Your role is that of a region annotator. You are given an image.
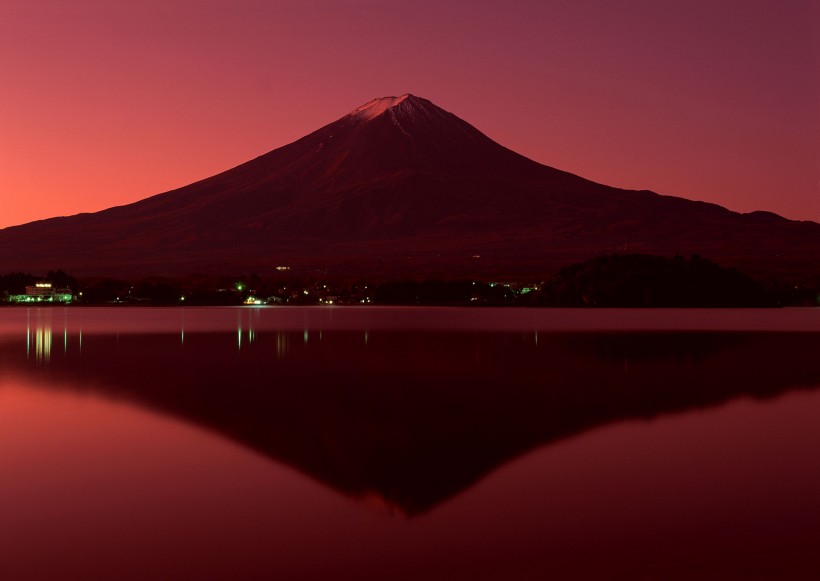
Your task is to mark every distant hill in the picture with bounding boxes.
[535,254,774,307]
[1,94,819,282]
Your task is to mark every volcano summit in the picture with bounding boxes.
[1,94,818,281]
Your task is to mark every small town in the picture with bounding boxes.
[2,254,818,308]
[0,271,539,307]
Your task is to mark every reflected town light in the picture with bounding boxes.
[25,310,53,365]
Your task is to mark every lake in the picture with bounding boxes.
[1,307,819,580]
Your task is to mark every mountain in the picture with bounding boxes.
[1,94,819,281]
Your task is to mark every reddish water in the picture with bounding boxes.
[1,307,819,580]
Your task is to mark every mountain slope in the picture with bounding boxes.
[1,94,818,281]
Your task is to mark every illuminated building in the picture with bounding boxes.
[7,282,74,304]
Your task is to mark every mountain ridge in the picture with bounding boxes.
[1,94,818,282]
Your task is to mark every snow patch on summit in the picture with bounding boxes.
[348,94,412,120]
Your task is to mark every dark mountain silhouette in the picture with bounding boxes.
[6,329,820,515]
[1,94,819,281]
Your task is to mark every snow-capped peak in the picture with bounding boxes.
[348,94,413,120]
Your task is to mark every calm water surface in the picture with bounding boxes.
[1,307,819,580]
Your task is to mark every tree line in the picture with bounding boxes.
[2,255,818,307]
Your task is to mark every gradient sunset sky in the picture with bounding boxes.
[2,0,818,229]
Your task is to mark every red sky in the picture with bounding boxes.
[2,0,818,229]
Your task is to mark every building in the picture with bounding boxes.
[7,282,74,304]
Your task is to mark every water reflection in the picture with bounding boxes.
[236,307,265,351]
[22,308,85,365]
[26,310,54,364]
[4,325,820,515]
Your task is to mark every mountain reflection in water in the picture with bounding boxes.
[5,311,820,516]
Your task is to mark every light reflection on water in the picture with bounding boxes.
[26,309,54,365]
[1,307,820,580]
